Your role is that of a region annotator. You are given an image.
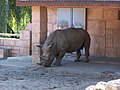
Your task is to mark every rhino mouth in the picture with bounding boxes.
[40,56,51,67]
[40,56,54,67]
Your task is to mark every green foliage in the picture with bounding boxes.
[0,0,32,34]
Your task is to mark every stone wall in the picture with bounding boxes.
[0,23,32,56]
[87,8,120,57]
[47,8,120,57]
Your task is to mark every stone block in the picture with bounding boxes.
[87,8,103,20]
[48,8,57,24]
[87,20,105,36]
[118,49,120,56]
[90,36,103,56]
[106,29,113,39]
[20,40,30,48]
[0,48,11,59]
[114,29,120,48]
[0,39,4,46]
[20,47,30,56]
[20,30,31,40]
[32,44,40,55]
[32,22,41,33]
[32,54,40,64]
[32,33,40,44]
[94,36,105,56]
[105,48,116,57]
[104,9,118,20]
[4,38,15,46]
[106,38,113,48]
[106,20,119,30]
[47,24,53,36]
[25,23,32,31]
[10,47,20,54]
[32,6,40,22]
[14,40,21,47]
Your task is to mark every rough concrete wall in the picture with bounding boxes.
[87,8,120,57]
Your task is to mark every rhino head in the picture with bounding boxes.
[37,44,54,67]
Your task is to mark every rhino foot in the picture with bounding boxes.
[74,60,81,62]
[54,63,62,66]
[84,59,89,62]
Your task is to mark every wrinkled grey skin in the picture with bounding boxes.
[37,28,91,67]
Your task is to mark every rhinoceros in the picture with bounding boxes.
[37,28,91,67]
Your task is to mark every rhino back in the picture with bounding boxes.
[62,28,87,52]
[44,28,89,53]
[55,28,88,52]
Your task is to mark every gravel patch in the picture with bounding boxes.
[0,64,119,90]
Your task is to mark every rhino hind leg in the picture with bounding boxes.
[84,43,90,62]
[74,49,81,62]
[54,51,66,66]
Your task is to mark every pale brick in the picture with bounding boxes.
[94,36,105,56]
[32,6,40,22]
[105,48,117,57]
[48,8,57,24]
[87,8,103,20]
[47,24,53,36]
[20,30,31,40]
[87,20,105,36]
[32,44,40,55]
[4,38,15,46]
[20,40,30,48]
[32,33,40,44]
[32,54,40,64]
[32,22,41,33]
[104,9,118,20]
[106,29,113,39]
[114,29,120,48]
[106,38,113,48]
[25,23,32,31]
[10,47,20,54]
[0,48,10,59]
[106,20,119,29]
[14,40,21,47]
[20,47,30,56]
[0,39,4,46]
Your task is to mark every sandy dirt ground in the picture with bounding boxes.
[0,62,120,90]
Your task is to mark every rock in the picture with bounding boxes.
[85,85,95,90]
[105,79,120,90]
[86,79,120,90]
[95,81,107,90]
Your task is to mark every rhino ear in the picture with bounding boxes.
[48,43,54,48]
[36,44,43,48]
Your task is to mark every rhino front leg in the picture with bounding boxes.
[54,51,66,66]
[74,49,81,62]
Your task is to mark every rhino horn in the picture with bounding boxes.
[48,43,54,48]
[36,44,43,48]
